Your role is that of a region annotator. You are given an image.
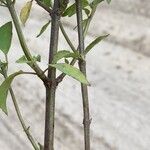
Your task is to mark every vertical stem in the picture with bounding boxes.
[75,0,91,150]
[44,0,61,150]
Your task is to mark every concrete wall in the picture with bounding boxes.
[0,1,150,150]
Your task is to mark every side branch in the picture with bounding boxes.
[6,0,48,82]
[9,88,40,150]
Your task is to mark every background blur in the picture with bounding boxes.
[0,0,150,150]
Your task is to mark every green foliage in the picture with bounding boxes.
[62,0,111,17]
[37,20,51,37]
[0,71,23,114]
[83,8,91,17]
[20,0,33,25]
[84,34,109,54]
[0,22,12,54]
[0,60,7,76]
[16,55,41,64]
[62,0,89,17]
[50,63,90,85]
[52,50,80,64]
[60,0,69,15]
[90,0,104,8]
[42,0,51,7]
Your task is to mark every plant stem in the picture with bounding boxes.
[56,8,97,84]
[44,0,61,150]
[83,7,97,37]
[3,55,40,150]
[9,87,40,150]
[59,22,76,52]
[76,0,91,150]
[6,0,48,82]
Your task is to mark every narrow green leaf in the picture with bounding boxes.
[0,70,3,75]
[33,55,41,62]
[36,21,51,37]
[0,60,8,75]
[43,0,51,7]
[90,0,104,8]
[0,22,12,54]
[62,0,89,17]
[62,3,76,17]
[60,0,69,14]
[84,8,91,17]
[0,71,23,114]
[16,55,27,63]
[84,34,109,54]
[16,55,41,63]
[52,50,71,64]
[64,58,69,64]
[50,63,90,85]
[52,50,80,64]
[20,0,33,25]
[0,60,7,70]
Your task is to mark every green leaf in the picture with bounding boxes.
[90,0,104,8]
[52,50,71,64]
[43,0,51,7]
[84,34,109,54]
[33,55,41,62]
[36,21,51,38]
[0,71,23,114]
[0,60,8,75]
[0,70,3,75]
[64,58,69,64]
[16,55,27,63]
[20,0,33,25]
[84,8,91,17]
[60,0,69,14]
[0,22,12,54]
[62,3,76,17]
[50,63,90,85]
[62,0,89,17]
[52,50,80,64]
[16,55,41,63]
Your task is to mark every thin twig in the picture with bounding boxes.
[59,22,76,53]
[76,0,91,150]
[2,60,39,150]
[9,87,40,150]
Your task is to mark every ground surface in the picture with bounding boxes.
[0,0,150,150]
